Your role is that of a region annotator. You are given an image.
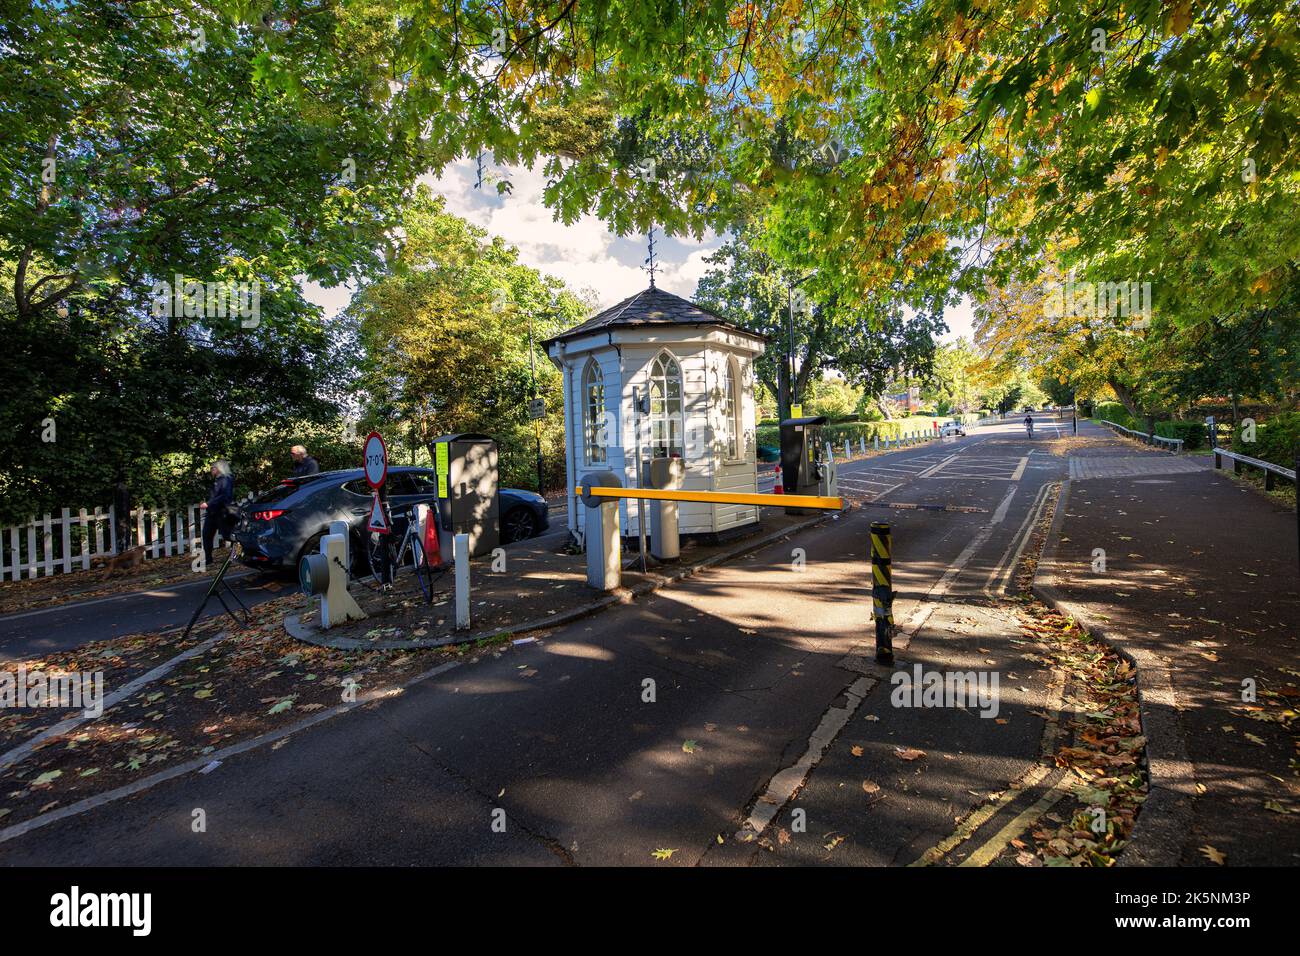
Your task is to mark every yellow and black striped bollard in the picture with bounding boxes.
[870,521,895,664]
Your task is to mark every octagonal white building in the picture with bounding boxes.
[543,286,767,541]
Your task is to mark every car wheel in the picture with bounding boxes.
[501,507,537,543]
[296,531,325,569]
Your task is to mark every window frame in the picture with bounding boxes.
[718,355,743,462]
[647,351,684,460]
[582,359,608,465]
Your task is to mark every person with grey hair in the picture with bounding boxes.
[290,444,319,477]
[199,460,235,565]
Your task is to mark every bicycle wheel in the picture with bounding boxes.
[407,537,433,602]
[366,532,391,587]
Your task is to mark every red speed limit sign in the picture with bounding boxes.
[363,431,388,489]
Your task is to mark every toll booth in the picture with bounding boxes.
[428,433,499,558]
[780,415,828,514]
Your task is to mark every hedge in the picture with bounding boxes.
[1255,411,1300,470]
[1094,403,1207,450]
[1154,420,1207,450]
[1092,401,1136,430]
[756,418,940,450]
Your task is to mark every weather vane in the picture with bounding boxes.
[645,226,658,289]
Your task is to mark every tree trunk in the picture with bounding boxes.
[1108,378,1141,418]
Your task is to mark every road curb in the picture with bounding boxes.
[1030,477,1196,867]
[285,510,837,651]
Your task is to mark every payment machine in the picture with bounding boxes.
[779,415,829,514]
[427,433,500,558]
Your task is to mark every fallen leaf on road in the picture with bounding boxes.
[1199,845,1227,865]
[862,780,880,794]
[651,848,676,861]
[682,739,697,754]
[777,828,791,845]
[894,747,927,761]
[851,745,864,757]
[824,835,845,851]
[32,771,61,786]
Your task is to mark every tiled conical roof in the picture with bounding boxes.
[542,287,764,347]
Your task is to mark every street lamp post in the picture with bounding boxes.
[528,312,544,496]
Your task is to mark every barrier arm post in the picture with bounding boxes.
[870,522,895,664]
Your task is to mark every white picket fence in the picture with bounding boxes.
[0,503,215,582]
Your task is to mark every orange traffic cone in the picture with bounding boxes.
[422,504,443,569]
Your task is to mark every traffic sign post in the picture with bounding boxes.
[367,494,390,534]
[363,431,392,584]
[528,397,546,497]
[363,432,388,489]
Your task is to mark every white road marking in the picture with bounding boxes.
[0,629,235,772]
[982,482,1053,598]
[738,674,877,839]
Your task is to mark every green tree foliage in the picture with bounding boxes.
[0,2,428,524]
[922,339,982,414]
[694,230,945,419]
[345,189,588,491]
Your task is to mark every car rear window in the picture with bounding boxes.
[253,481,302,505]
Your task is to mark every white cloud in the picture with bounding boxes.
[297,155,722,323]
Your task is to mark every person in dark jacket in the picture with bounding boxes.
[200,460,235,566]
[290,445,320,478]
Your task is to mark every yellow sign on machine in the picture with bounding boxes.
[435,442,449,498]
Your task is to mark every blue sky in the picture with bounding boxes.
[304,156,975,342]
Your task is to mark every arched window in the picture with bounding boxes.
[583,360,607,464]
[719,356,740,460]
[648,352,683,459]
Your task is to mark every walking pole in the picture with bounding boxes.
[871,522,894,664]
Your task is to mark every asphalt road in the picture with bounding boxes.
[0,570,287,663]
[0,522,573,663]
[0,417,1075,865]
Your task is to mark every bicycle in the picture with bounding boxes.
[365,505,439,602]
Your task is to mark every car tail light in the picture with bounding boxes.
[253,509,286,521]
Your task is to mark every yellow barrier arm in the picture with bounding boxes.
[585,485,843,512]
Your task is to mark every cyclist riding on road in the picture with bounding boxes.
[1024,414,1034,438]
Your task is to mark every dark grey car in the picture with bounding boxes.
[233,466,549,572]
